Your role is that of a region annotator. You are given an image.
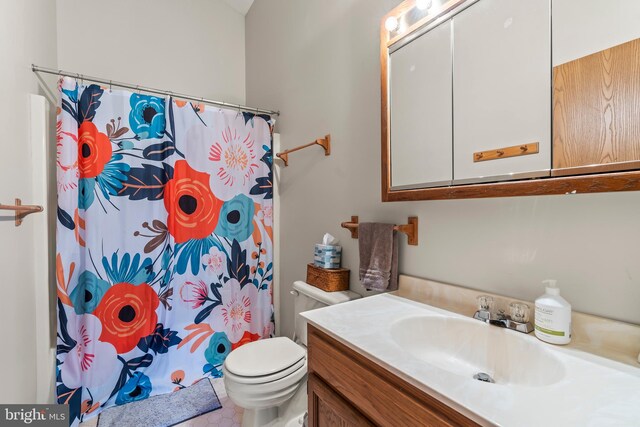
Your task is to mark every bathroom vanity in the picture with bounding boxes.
[302,276,640,426]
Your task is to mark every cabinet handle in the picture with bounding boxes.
[473,142,539,163]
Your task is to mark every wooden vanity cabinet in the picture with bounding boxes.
[307,325,480,427]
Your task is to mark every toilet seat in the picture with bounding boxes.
[224,336,306,377]
[224,358,307,398]
[224,356,306,385]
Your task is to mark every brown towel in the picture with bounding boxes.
[358,223,398,291]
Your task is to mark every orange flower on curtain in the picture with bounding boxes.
[78,121,112,178]
[164,160,223,243]
[94,283,159,354]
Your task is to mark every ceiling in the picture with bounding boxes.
[221,0,254,15]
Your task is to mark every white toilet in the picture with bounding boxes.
[223,280,361,427]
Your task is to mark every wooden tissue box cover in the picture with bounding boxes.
[306,263,350,292]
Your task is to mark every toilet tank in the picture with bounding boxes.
[292,281,361,346]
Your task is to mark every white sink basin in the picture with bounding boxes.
[390,315,566,387]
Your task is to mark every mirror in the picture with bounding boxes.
[389,19,452,190]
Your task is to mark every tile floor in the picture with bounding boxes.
[80,378,243,427]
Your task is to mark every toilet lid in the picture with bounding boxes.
[224,337,306,377]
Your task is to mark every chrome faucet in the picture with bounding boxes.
[473,296,533,334]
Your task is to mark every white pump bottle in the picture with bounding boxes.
[534,279,572,345]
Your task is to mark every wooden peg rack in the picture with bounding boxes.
[276,134,331,166]
[473,142,539,162]
[341,216,419,246]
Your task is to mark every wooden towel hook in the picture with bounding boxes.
[276,134,331,166]
[341,215,419,246]
[0,198,44,227]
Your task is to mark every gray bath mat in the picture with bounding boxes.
[97,379,222,427]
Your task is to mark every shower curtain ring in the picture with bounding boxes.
[136,85,141,95]
[109,80,112,92]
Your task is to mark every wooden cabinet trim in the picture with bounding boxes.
[308,324,480,427]
[383,169,640,201]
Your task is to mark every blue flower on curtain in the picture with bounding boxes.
[203,332,231,378]
[215,194,255,242]
[129,94,166,139]
[69,271,109,314]
[115,372,152,405]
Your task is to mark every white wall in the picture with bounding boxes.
[245,0,640,339]
[0,0,58,403]
[56,0,247,104]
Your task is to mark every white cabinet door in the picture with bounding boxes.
[390,20,452,189]
[453,0,551,184]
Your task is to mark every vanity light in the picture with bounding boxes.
[385,16,399,32]
[415,0,432,10]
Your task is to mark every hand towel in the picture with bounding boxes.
[358,223,398,291]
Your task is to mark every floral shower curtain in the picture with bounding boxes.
[55,77,274,425]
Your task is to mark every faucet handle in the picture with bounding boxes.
[509,302,530,323]
[477,295,494,312]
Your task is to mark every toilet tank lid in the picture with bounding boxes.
[293,281,361,305]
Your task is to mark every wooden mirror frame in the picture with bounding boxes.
[381,0,640,202]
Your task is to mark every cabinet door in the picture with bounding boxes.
[308,374,374,427]
[552,0,640,174]
[453,0,551,183]
[389,20,452,189]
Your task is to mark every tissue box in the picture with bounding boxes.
[306,263,350,292]
[314,244,342,269]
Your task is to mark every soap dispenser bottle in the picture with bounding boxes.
[534,279,572,345]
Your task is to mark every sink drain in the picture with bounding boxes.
[473,372,494,383]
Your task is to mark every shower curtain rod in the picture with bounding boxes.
[32,64,280,116]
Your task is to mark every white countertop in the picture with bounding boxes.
[301,293,640,427]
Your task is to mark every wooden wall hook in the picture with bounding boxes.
[0,198,44,227]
